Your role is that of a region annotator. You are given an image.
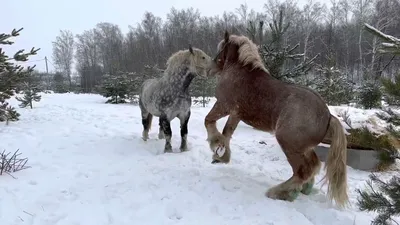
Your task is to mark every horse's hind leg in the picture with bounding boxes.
[141,113,153,141]
[178,110,191,152]
[139,98,152,141]
[266,141,321,202]
[300,149,321,195]
[160,114,172,153]
[158,118,165,139]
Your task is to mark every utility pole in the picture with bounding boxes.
[45,56,48,74]
[45,56,50,90]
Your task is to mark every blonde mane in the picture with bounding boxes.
[218,34,267,72]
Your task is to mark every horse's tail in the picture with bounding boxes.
[323,115,349,208]
[146,113,153,131]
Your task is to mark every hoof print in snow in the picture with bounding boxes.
[169,214,182,221]
[270,156,279,161]
[167,209,183,221]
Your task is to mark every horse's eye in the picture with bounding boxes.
[202,56,205,59]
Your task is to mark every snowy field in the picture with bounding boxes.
[1,93,399,225]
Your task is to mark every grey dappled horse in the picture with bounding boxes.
[139,46,213,153]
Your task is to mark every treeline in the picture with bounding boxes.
[49,0,400,98]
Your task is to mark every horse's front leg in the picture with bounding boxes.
[204,101,230,163]
[160,114,172,153]
[179,110,191,152]
[211,113,241,163]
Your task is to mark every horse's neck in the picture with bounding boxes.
[181,73,195,92]
[162,67,195,93]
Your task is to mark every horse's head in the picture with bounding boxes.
[165,45,213,79]
[186,45,213,78]
[209,30,267,76]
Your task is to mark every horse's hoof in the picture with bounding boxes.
[209,133,226,150]
[164,146,173,153]
[287,190,300,201]
[211,159,221,164]
[215,145,225,157]
[211,159,228,164]
[301,179,314,195]
[266,188,300,202]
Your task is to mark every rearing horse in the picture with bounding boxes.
[205,31,349,208]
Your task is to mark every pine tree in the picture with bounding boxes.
[312,64,353,106]
[355,23,400,225]
[380,73,400,106]
[191,76,216,107]
[0,28,40,123]
[251,7,318,84]
[100,71,129,104]
[365,23,400,137]
[376,107,400,140]
[125,71,142,104]
[358,81,383,109]
[15,74,42,109]
[16,88,41,109]
[52,72,68,93]
[357,173,400,225]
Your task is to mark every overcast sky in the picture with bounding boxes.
[2,0,330,73]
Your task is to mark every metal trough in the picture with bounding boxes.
[315,144,380,171]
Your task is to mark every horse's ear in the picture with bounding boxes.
[224,30,229,43]
[189,44,194,55]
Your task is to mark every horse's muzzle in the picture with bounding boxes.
[207,66,220,77]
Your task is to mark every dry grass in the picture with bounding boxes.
[0,149,30,178]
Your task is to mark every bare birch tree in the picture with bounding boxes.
[52,30,74,91]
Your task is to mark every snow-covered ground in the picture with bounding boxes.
[1,93,399,225]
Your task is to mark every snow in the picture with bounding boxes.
[1,93,399,225]
[364,23,400,44]
[328,105,388,133]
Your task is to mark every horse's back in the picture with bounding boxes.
[139,77,191,120]
[242,70,330,119]
[269,78,331,144]
[222,68,330,141]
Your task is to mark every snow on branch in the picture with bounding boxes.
[364,23,400,55]
[0,149,30,178]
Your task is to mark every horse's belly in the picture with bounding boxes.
[141,96,190,119]
[241,116,275,133]
[142,101,162,116]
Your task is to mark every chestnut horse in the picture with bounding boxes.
[205,31,349,208]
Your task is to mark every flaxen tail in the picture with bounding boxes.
[324,115,349,208]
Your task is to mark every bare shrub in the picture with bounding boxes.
[0,149,30,177]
